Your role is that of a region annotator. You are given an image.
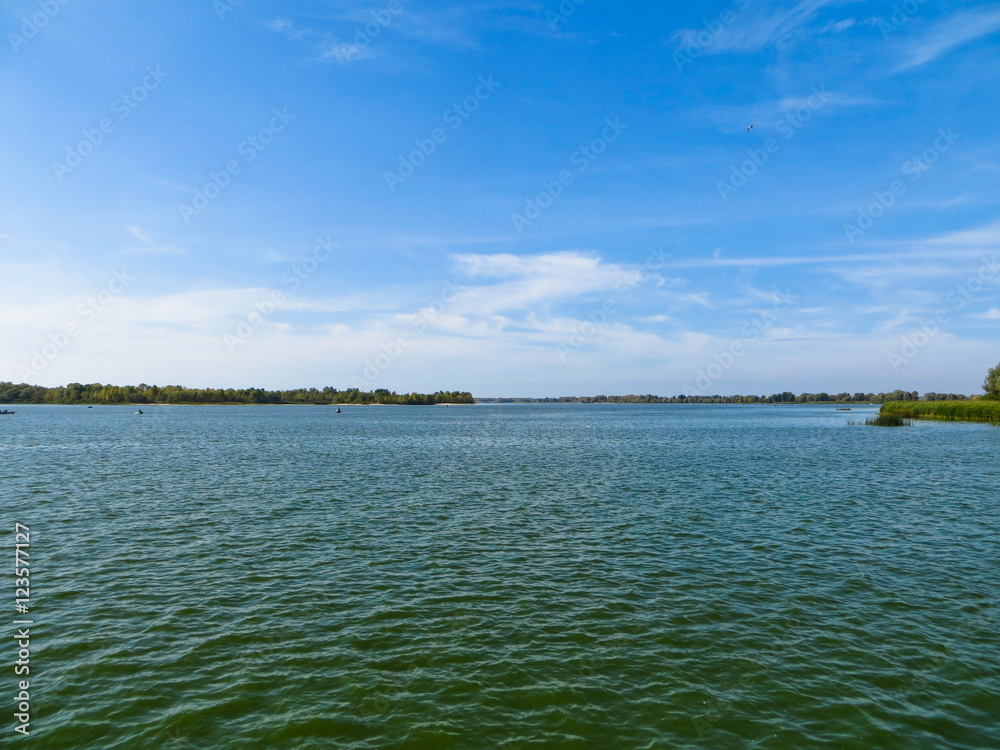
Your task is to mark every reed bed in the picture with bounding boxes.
[881,400,1000,424]
[853,414,912,427]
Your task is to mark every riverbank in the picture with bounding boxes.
[881,400,1000,424]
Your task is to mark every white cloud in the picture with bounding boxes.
[701,88,877,135]
[396,312,500,337]
[320,42,374,64]
[454,251,607,280]
[926,220,1000,248]
[1,241,992,395]
[449,251,669,317]
[876,309,917,333]
[898,8,1000,71]
[1,283,991,396]
[119,245,185,257]
[672,0,839,54]
[121,227,184,256]
[128,226,151,244]
[819,18,855,34]
[654,249,980,269]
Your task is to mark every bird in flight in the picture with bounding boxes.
[747,124,754,131]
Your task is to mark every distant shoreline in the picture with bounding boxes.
[2,382,987,407]
[474,391,974,405]
[0,382,474,407]
[0,402,475,407]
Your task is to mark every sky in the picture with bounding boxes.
[1,0,999,397]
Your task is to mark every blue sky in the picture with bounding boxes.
[2,0,999,397]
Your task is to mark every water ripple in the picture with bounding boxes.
[6,404,999,748]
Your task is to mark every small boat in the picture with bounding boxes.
[87,406,93,408]
[0,410,14,415]
[135,409,144,414]
[336,407,342,413]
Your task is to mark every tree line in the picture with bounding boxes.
[5,367,996,406]
[479,391,972,404]
[0,382,474,406]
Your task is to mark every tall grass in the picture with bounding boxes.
[881,400,1000,424]
[861,414,912,427]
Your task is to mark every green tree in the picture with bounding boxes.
[985,361,1000,398]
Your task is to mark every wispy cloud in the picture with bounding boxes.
[119,245,185,257]
[264,14,381,65]
[128,226,151,244]
[897,8,1000,71]
[672,0,841,54]
[925,220,1000,247]
[876,309,917,333]
[699,86,874,133]
[816,17,855,34]
[449,251,668,316]
[320,41,375,64]
[658,248,994,269]
[121,227,185,256]
[263,3,488,65]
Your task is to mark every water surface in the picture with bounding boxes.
[4,404,998,748]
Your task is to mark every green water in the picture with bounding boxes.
[3,404,998,748]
